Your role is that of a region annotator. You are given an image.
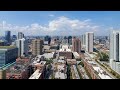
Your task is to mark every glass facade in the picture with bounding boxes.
[0,51,5,67]
[0,48,18,67]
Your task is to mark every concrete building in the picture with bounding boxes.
[0,46,18,67]
[81,34,86,46]
[110,30,120,74]
[86,32,94,53]
[32,39,43,56]
[6,57,31,79]
[72,52,80,59]
[18,32,24,39]
[72,37,81,54]
[83,57,112,79]
[59,45,73,59]
[71,65,80,79]
[15,38,28,57]
[29,61,46,79]
[0,69,6,79]
[54,64,67,79]
[67,59,77,65]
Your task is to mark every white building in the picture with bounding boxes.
[110,30,120,74]
[15,38,28,57]
[85,32,94,53]
[81,34,86,47]
[18,32,24,39]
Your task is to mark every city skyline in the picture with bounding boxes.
[0,11,120,36]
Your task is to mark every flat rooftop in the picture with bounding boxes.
[0,46,17,49]
[29,69,41,79]
[58,60,65,64]
[59,45,72,52]
[55,72,66,79]
[73,52,80,58]
[59,49,71,52]
[93,66,112,79]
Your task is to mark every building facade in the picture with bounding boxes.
[32,39,43,56]
[0,46,18,67]
[15,38,28,57]
[86,32,94,53]
[110,30,120,74]
[72,37,81,54]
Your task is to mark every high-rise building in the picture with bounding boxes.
[0,46,18,67]
[68,36,72,45]
[81,34,86,46]
[110,30,120,74]
[5,31,11,44]
[72,37,81,54]
[15,38,28,57]
[32,39,43,56]
[85,32,94,53]
[44,35,51,44]
[18,32,24,39]
[12,35,17,42]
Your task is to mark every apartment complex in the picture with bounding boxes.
[86,32,94,53]
[32,39,43,56]
[83,57,112,79]
[59,45,73,59]
[6,57,32,79]
[15,38,28,57]
[29,61,46,79]
[72,37,81,54]
[110,30,120,74]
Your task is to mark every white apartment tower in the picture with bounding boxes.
[110,30,120,74]
[81,34,86,49]
[18,32,24,39]
[15,38,28,57]
[85,32,94,53]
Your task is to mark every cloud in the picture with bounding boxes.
[0,16,106,36]
[49,14,55,17]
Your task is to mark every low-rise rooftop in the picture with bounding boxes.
[29,69,41,79]
[0,46,17,50]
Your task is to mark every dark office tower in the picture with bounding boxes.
[5,31,11,45]
[72,37,81,54]
[68,36,72,45]
[12,35,17,41]
[44,35,51,44]
[18,32,24,39]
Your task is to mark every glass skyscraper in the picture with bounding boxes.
[5,31,11,44]
[0,46,18,67]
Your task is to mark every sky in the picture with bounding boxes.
[0,11,120,36]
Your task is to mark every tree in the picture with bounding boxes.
[99,52,109,61]
[78,61,84,67]
[46,59,53,65]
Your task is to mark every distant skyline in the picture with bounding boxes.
[0,11,120,36]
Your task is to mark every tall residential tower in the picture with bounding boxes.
[32,39,43,56]
[72,37,81,54]
[85,32,94,53]
[110,30,120,74]
[15,38,28,57]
